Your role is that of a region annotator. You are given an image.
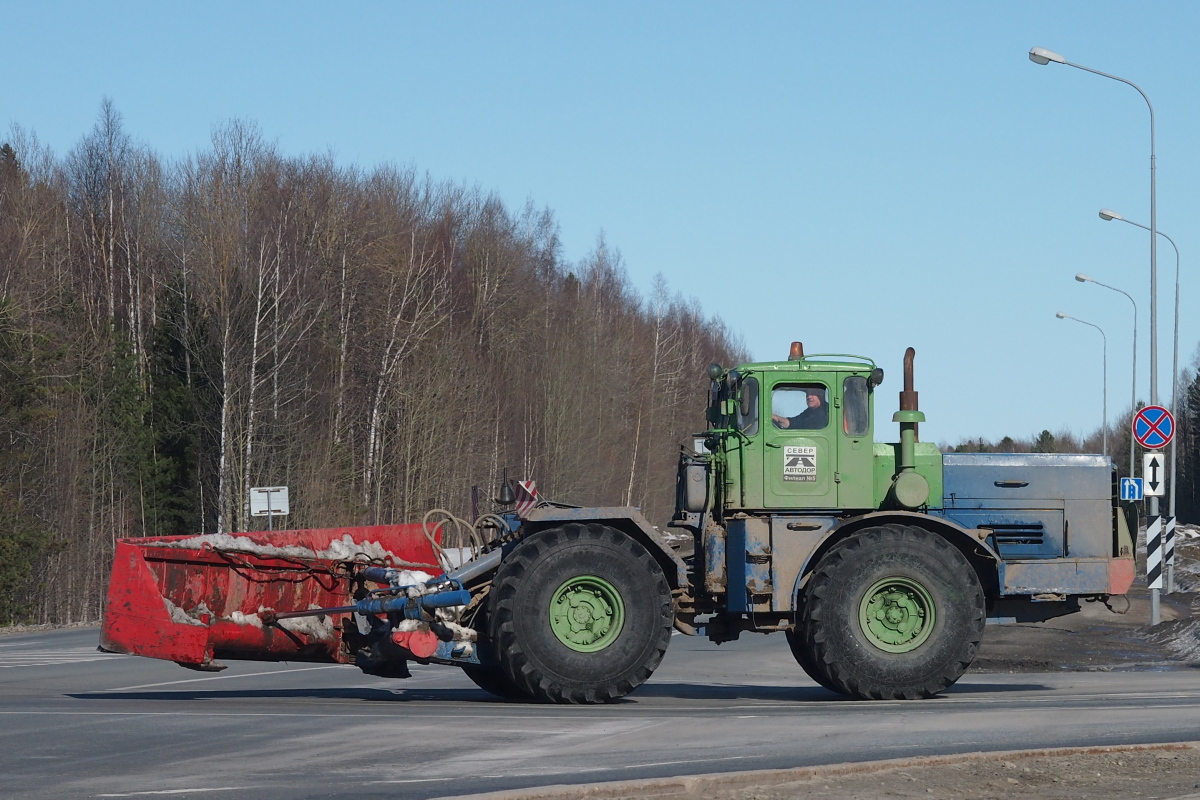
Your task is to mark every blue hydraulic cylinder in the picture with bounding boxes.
[353,589,471,619]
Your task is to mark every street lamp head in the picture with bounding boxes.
[1075,273,1092,283]
[1029,46,1066,65]
[1056,312,1069,319]
[1098,208,1123,221]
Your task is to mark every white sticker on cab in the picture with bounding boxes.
[784,445,817,482]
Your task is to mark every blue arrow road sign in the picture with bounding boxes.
[1121,477,1144,501]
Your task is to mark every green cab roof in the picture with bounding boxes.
[737,354,877,373]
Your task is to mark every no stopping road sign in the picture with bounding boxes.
[1134,405,1175,450]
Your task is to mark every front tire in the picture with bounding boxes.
[488,524,674,704]
[801,524,985,700]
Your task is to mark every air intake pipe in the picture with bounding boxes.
[889,347,929,509]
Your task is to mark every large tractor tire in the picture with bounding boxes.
[784,627,840,693]
[461,607,532,700]
[461,663,531,700]
[800,524,985,700]
[488,523,674,704]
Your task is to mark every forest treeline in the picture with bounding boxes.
[943,376,1200,523]
[0,103,745,625]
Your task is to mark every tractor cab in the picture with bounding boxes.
[706,342,884,512]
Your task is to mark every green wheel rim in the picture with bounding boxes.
[858,576,935,653]
[549,575,625,653]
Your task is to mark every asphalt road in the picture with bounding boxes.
[3,627,1200,800]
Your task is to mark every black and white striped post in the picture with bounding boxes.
[1147,516,1164,598]
[1164,516,1176,593]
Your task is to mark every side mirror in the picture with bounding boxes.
[737,377,759,427]
[868,368,885,388]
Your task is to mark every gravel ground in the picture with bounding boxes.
[970,528,1200,674]
[450,744,1200,800]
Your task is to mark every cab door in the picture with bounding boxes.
[762,379,837,508]
[836,374,875,508]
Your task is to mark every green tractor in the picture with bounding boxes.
[662,342,1134,699]
[103,343,1136,704]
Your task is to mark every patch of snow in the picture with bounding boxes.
[1149,618,1200,662]
[389,570,437,597]
[143,532,428,567]
[437,621,478,642]
[225,611,263,628]
[162,598,206,627]
[392,619,423,633]
[150,533,317,560]
[275,605,335,640]
[1177,523,1200,540]
[433,605,468,622]
[439,547,474,569]
[318,535,394,562]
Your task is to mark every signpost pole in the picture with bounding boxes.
[1134,405,1174,624]
[250,485,289,533]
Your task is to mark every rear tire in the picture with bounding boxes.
[801,524,985,700]
[461,605,532,700]
[462,664,531,699]
[488,523,674,704]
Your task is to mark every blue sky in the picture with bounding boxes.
[3,2,1197,449]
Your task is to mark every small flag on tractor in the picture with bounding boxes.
[515,481,539,518]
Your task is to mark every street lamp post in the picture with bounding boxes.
[1074,272,1136,477]
[1029,48,1157,406]
[1031,46,1161,624]
[1099,209,1182,593]
[1056,312,1107,457]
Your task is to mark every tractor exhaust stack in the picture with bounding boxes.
[890,347,929,509]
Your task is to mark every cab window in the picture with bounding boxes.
[843,376,869,436]
[771,384,829,430]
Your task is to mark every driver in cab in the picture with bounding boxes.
[772,388,828,430]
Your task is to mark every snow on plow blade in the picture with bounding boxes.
[100,525,439,670]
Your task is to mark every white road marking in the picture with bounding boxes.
[368,755,756,785]
[617,755,751,769]
[95,788,245,797]
[365,778,453,785]
[104,664,347,692]
[0,647,125,668]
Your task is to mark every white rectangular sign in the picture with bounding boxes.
[250,486,290,516]
[1143,453,1166,497]
[783,445,817,482]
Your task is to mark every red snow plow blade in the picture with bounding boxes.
[100,525,439,670]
